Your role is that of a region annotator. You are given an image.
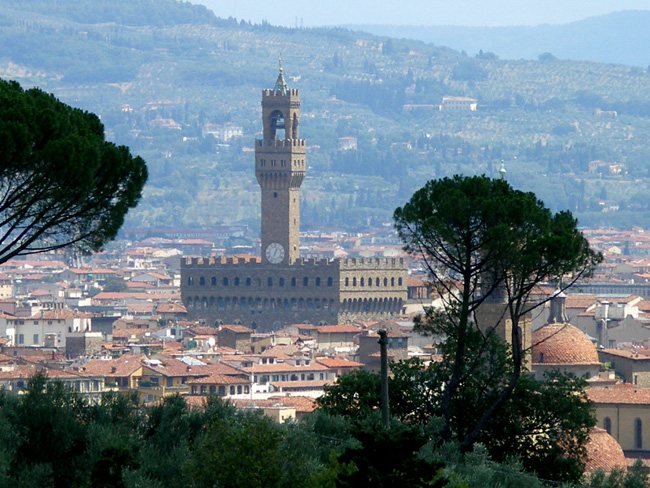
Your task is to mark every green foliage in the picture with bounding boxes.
[0,80,147,264]
[318,360,595,484]
[190,410,284,488]
[586,459,649,488]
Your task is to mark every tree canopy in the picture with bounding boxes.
[0,80,147,264]
[392,175,601,469]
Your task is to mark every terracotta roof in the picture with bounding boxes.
[112,328,151,339]
[565,294,597,310]
[585,428,627,473]
[229,396,316,413]
[532,323,600,365]
[259,345,301,357]
[12,309,91,320]
[150,360,243,378]
[270,380,332,389]
[156,303,187,314]
[246,362,328,374]
[186,374,248,385]
[316,357,364,368]
[316,324,361,334]
[588,384,650,405]
[220,325,253,334]
[599,348,650,360]
[82,354,147,377]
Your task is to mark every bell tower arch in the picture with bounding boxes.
[255,61,305,265]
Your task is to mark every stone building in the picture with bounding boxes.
[181,66,407,331]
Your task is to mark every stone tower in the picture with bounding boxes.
[255,61,306,266]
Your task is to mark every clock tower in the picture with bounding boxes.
[255,61,305,265]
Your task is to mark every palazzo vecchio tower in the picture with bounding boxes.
[181,64,407,331]
[256,64,304,266]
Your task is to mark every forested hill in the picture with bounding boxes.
[348,10,650,67]
[2,0,650,232]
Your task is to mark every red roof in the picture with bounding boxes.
[585,428,627,473]
[588,384,650,405]
[532,323,599,365]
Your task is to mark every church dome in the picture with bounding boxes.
[532,322,599,364]
[585,428,627,473]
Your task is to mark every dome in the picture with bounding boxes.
[585,427,627,473]
[532,323,599,365]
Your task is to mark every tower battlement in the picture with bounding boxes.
[262,88,299,98]
[340,257,406,270]
[255,139,306,148]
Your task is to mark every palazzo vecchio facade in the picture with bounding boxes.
[181,67,407,330]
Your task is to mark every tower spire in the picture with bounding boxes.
[274,55,288,95]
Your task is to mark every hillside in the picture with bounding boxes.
[2,0,650,233]
[348,10,650,67]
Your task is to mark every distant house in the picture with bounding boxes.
[202,123,243,142]
[338,137,357,151]
[2,309,92,348]
[440,96,477,111]
[217,325,253,352]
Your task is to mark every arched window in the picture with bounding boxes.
[376,277,380,286]
[234,277,240,286]
[391,277,395,286]
[636,418,643,449]
[291,277,296,287]
[360,277,365,286]
[223,277,229,286]
[268,277,273,287]
[604,417,612,435]
[345,277,349,286]
[211,277,217,286]
[246,277,251,286]
[316,277,321,286]
[303,277,308,286]
[199,277,205,286]
[384,277,388,286]
[188,277,193,286]
[328,277,333,286]
[353,277,357,286]
[279,277,285,286]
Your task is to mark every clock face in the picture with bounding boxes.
[265,242,285,264]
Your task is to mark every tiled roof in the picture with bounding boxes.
[220,325,253,334]
[186,374,248,385]
[587,384,650,405]
[585,428,627,473]
[245,362,329,374]
[316,324,361,334]
[229,396,316,413]
[82,354,147,377]
[316,357,364,368]
[156,303,187,313]
[532,323,600,365]
[565,294,597,310]
[270,380,332,389]
[259,345,301,357]
[599,348,650,360]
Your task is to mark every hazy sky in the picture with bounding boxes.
[196,0,650,27]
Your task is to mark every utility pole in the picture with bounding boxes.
[378,329,390,429]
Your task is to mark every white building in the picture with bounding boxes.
[1,309,92,348]
[440,96,478,111]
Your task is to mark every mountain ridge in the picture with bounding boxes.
[345,10,650,67]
